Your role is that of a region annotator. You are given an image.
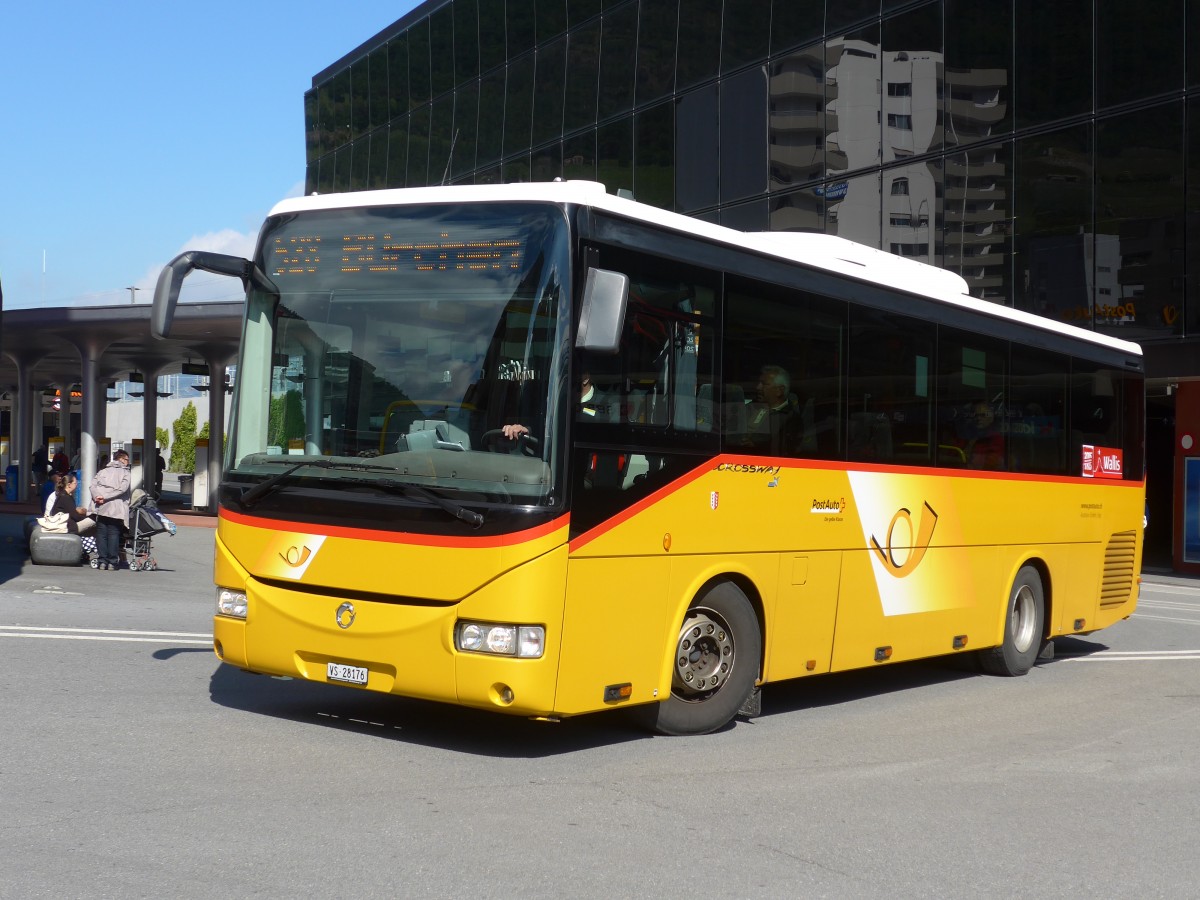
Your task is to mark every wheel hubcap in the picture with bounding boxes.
[672,608,735,700]
[1012,584,1037,653]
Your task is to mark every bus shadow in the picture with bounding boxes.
[758,635,1113,718]
[758,657,980,718]
[208,636,1116,751]
[1041,635,1112,660]
[208,663,648,757]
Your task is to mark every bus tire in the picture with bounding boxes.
[647,582,761,736]
[979,565,1045,677]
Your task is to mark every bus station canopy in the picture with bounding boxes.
[0,300,243,507]
[0,301,242,389]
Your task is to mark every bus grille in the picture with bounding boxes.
[1099,530,1138,609]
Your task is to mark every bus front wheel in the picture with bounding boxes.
[647,582,761,736]
[980,565,1045,677]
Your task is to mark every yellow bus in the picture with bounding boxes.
[153,181,1144,735]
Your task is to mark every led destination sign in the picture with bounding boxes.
[270,232,525,278]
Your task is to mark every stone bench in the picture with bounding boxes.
[29,528,84,566]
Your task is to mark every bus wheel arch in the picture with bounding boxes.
[644,578,763,736]
[979,562,1046,677]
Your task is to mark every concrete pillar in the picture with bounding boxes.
[56,383,72,459]
[29,383,43,497]
[142,368,163,495]
[14,364,33,502]
[77,343,108,499]
[205,359,226,512]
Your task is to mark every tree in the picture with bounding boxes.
[155,427,170,470]
[197,421,227,456]
[168,402,198,474]
[268,390,305,450]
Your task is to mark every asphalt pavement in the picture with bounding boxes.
[2,507,1199,896]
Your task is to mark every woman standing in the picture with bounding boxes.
[90,449,131,570]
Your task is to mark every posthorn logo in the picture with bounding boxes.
[869,501,939,578]
[280,545,312,567]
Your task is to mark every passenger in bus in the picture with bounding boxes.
[745,365,804,456]
[966,399,1005,469]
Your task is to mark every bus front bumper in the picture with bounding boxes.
[212,537,570,718]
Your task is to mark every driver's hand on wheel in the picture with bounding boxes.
[501,424,529,440]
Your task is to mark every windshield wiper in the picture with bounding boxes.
[386,481,483,528]
[235,460,484,527]
[237,459,396,509]
[237,459,335,509]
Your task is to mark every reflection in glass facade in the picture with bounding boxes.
[307,0,1200,361]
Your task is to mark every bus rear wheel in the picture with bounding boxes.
[647,582,761,736]
[980,565,1045,676]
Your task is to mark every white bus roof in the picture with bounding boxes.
[269,182,1141,359]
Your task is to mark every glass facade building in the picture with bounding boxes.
[306,0,1200,569]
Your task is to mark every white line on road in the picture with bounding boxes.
[0,624,211,645]
[0,628,211,643]
[0,633,213,645]
[1063,649,1200,662]
[1131,613,1200,625]
[1140,583,1200,595]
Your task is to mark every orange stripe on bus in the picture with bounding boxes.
[568,460,714,552]
[219,506,570,548]
[566,453,1145,552]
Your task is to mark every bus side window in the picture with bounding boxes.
[848,308,933,465]
[696,384,713,432]
[848,412,893,461]
[722,385,747,443]
[936,329,1008,471]
[1068,362,1143,479]
[723,276,846,460]
[1010,347,1068,474]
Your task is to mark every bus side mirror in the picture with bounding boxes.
[152,251,271,338]
[576,268,628,355]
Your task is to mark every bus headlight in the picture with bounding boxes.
[217,587,248,619]
[456,622,544,658]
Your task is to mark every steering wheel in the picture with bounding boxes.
[479,428,541,457]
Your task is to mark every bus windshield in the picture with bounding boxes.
[225,202,570,515]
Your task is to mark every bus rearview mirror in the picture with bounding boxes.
[152,250,271,339]
[576,268,628,354]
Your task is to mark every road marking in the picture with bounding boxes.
[0,628,211,643]
[1141,584,1200,595]
[1132,614,1200,625]
[1063,649,1200,662]
[0,625,211,645]
[1137,600,1200,614]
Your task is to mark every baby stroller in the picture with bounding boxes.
[89,490,176,571]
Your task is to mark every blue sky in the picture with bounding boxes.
[1,2,419,310]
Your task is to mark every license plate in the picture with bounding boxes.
[327,662,368,685]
